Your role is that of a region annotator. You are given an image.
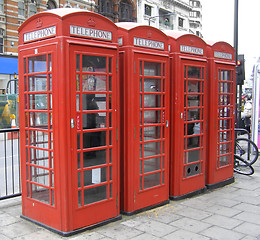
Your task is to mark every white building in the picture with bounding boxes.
[137,0,202,37]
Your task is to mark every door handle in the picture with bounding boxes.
[166,120,169,128]
[71,118,75,129]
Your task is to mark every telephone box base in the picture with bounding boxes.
[20,214,122,237]
[169,187,207,201]
[121,200,170,216]
[206,177,235,190]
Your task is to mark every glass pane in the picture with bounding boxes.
[187,136,200,149]
[219,119,231,130]
[76,74,80,91]
[187,66,201,79]
[218,131,231,142]
[76,54,80,72]
[220,70,231,81]
[186,163,200,177]
[219,107,231,117]
[24,76,27,92]
[29,75,47,92]
[143,126,161,141]
[218,143,231,155]
[83,131,106,149]
[84,185,107,205]
[144,78,161,92]
[109,58,112,73]
[218,155,230,167]
[219,95,232,105]
[83,112,106,129]
[144,172,161,189]
[82,55,107,73]
[83,167,107,186]
[143,142,161,157]
[31,184,49,204]
[49,74,52,91]
[29,94,48,110]
[187,109,200,121]
[29,130,49,149]
[144,62,161,76]
[144,95,161,108]
[30,166,49,186]
[83,149,106,167]
[29,112,48,129]
[30,148,49,167]
[48,54,52,71]
[187,95,200,107]
[187,81,200,93]
[144,110,161,124]
[143,157,161,173]
[219,82,231,93]
[82,75,107,91]
[29,55,47,73]
[82,94,106,111]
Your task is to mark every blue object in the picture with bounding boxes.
[0,56,18,74]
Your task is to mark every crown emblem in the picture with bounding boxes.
[36,18,42,28]
[88,18,96,27]
[147,31,152,38]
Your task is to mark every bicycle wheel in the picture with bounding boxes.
[234,155,254,175]
[235,138,259,165]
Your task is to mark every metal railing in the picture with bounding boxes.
[0,128,21,200]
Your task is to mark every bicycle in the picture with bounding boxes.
[234,128,259,175]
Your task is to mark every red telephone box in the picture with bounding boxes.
[166,31,208,199]
[206,41,235,189]
[18,9,120,235]
[116,22,170,214]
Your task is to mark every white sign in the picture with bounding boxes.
[133,37,164,50]
[180,45,203,55]
[214,51,232,60]
[70,25,112,41]
[92,168,101,184]
[24,26,56,42]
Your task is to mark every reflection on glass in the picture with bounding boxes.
[187,95,200,107]
[143,95,161,108]
[83,149,106,167]
[144,172,161,189]
[186,149,200,163]
[218,131,231,142]
[82,94,106,111]
[29,75,47,92]
[220,70,231,81]
[144,110,161,124]
[187,81,201,93]
[82,75,107,91]
[83,112,106,129]
[82,55,107,73]
[144,78,161,92]
[83,167,107,186]
[143,126,161,141]
[143,142,161,157]
[187,109,200,121]
[187,66,201,79]
[218,143,231,155]
[29,112,48,129]
[30,148,49,167]
[29,94,48,110]
[218,107,231,117]
[219,95,231,105]
[29,130,49,150]
[144,62,161,76]
[83,131,106,149]
[31,166,49,186]
[143,157,161,173]
[84,185,107,205]
[218,156,230,167]
[29,55,47,73]
[48,54,52,71]
[219,119,230,130]
[219,82,231,93]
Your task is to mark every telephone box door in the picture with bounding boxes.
[176,59,207,196]
[213,64,235,181]
[70,45,119,228]
[134,53,169,210]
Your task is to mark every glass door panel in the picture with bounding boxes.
[139,61,166,191]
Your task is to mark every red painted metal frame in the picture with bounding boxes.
[206,41,236,188]
[167,32,208,199]
[18,9,120,234]
[117,23,170,214]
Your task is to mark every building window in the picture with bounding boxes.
[18,1,25,17]
[47,0,57,9]
[29,1,37,17]
[0,0,3,12]
[0,37,3,53]
[145,4,152,16]
[119,0,133,22]
[99,0,113,15]
[179,17,184,28]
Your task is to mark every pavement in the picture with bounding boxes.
[0,160,259,240]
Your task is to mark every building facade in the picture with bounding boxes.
[137,0,202,36]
